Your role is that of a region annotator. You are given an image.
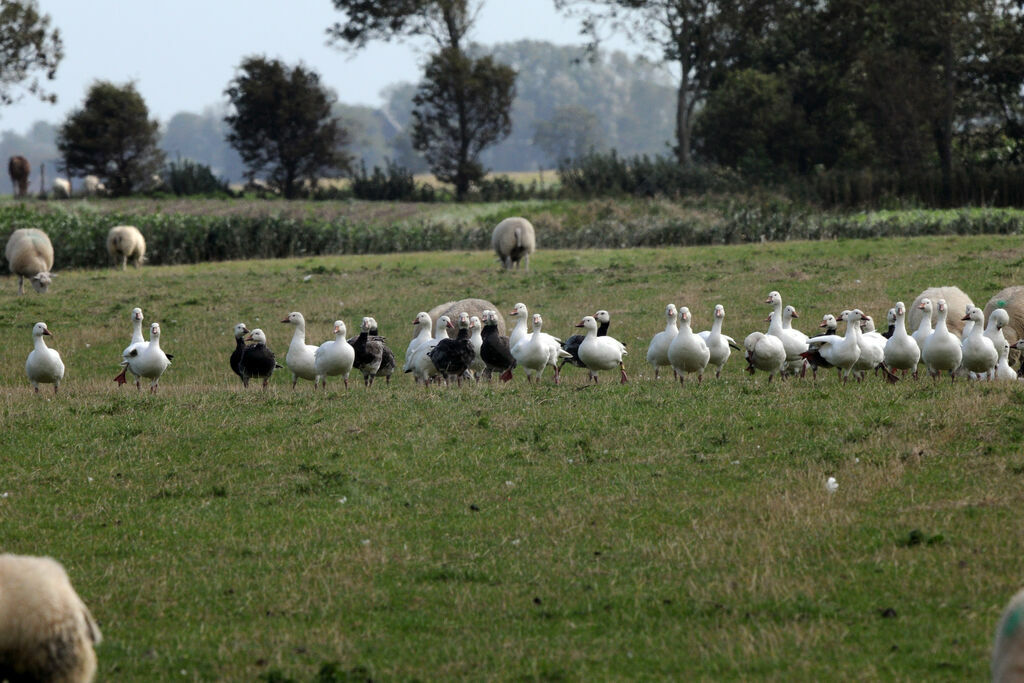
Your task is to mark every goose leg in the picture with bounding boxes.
[619,363,628,384]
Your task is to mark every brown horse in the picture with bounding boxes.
[8,156,30,198]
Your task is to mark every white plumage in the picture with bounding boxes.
[960,307,997,378]
[25,322,64,394]
[507,302,530,350]
[698,304,736,378]
[883,302,920,376]
[742,331,787,381]
[667,306,710,383]
[921,299,963,380]
[511,313,570,383]
[404,311,433,372]
[281,311,318,389]
[314,320,356,389]
[124,322,171,393]
[645,303,678,379]
[804,309,864,382]
[576,315,628,384]
[765,291,808,374]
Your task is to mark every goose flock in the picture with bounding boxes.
[20,288,1024,394]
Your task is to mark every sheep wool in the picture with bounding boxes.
[425,298,505,340]
[0,554,101,683]
[993,588,1024,682]
[51,177,71,199]
[5,228,55,294]
[984,286,1024,357]
[908,286,973,337]
[492,217,536,272]
[106,225,146,270]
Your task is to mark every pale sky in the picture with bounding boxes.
[0,1,639,135]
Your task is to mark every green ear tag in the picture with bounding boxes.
[1003,607,1024,639]
[999,300,1007,308]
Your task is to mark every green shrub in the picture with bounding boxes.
[165,159,231,197]
[350,160,435,202]
[558,151,744,198]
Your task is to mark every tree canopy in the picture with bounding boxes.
[57,81,164,196]
[0,0,62,107]
[224,56,350,199]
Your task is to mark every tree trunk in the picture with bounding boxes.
[675,65,692,166]
[935,20,955,207]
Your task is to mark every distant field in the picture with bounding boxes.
[1,234,1024,680]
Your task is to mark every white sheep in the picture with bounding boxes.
[106,225,146,270]
[5,228,55,294]
[52,177,70,199]
[908,286,973,337]
[492,217,536,272]
[0,554,102,682]
[426,298,505,339]
[82,175,106,197]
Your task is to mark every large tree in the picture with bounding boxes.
[411,48,515,197]
[57,81,164,196]
[556,0,755,166]
[328,0,517,199]
[0,0,62,107]
[224,56,350,199]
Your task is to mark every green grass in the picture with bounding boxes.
[1,235,1023,680]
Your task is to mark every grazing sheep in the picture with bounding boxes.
[82,175,106,197]
[52,177,70,199]
[984,286,1024,361]
[426,298,505,339]
[5,228,55,294]
[8,155,30,197]
[908,286,973,337]
[106,225,146,270]
[492,217,536,272]
[0,554,102,683]
[993,588,1024,682]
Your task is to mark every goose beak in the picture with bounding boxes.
[446,320,455,329]
[243,326,251,334]
[43,328,52,336]
[575,320,585,328]
[280,317,290,323]
[819,321,828,328]
[918,303,926,310]
[764,315,772,322]
[764,296,773,304]
[509,309,518,316]
[790,310,799,318]
[961,314,971,321]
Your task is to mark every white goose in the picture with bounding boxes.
[281,311,318,389]
[645,303,678,379]
[911,298,933,354]
[667,306,710,383]
[922,299,963,380]
[883,302,920,377]
[468,315,485,380]
[853,313,894,381]
[507,302,530,350]
[314,320,356,389]
[984,308,1010,353]
[803,309,864,382]
[576,315,628,384]
[26,322,64,394]
[995,340,1019,381]
[698,304,736,378]
[765,291,808,374]
[511,313,571,383]
[742,331,787,381]
[411,315,452,384]
[403,312,433,373]
[115,307,148,386]
[124,322,171,393]
[960,307,997,379]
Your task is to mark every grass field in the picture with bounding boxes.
[2,234,1023,680]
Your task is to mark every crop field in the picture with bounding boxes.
[2,232,1024,680]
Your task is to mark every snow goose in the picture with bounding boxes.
[25,322,64,393]
[802,309,864,382]
[366,318,396,384]
[911,298,933,354]
[765,291,808,375]
[984,308,1010,353]
[646,303,678,379]
[576,315,628,384]
[801,313,838,379]
[960,307,997,379]
[882,308,897,339]
[403,312,433,373]
[314,320,356,389]
[854,313,896,382]
[230,322,250,384]
[468,315,485,380]
[698,304,737,379]
[507,303,530,351]
[922,299,963,381]
[561,309,610,370]
[742,331,787,381]
[124,322,171,393]
[410,315,452,384]
[480,310,516,381]
[511,313,571,383]
[114,307,148,386]
[994,340,1018,381]
[281,311,318,389]
[883,302,920,377]
[667,306,710,383]
[430,312,476,385]
[239,328,278,388]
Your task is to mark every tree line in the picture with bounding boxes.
[2,0,1023,206]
